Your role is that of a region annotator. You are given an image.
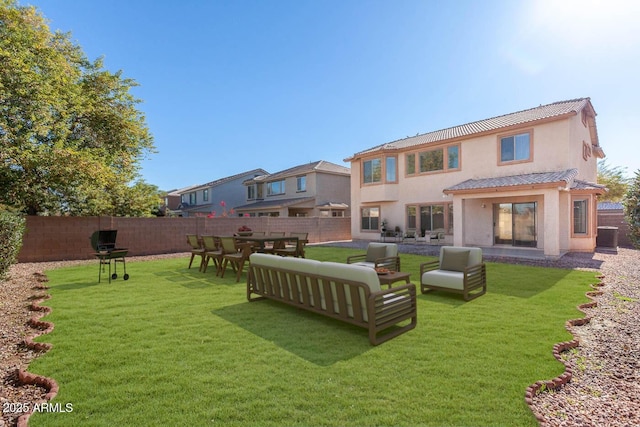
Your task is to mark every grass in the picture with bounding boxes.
[28,247,598,427]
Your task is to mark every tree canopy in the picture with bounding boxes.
[623,170,640,249]
[0,0,159,216]
[597,159,629,202]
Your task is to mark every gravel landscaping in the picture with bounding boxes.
[1,247,638,426]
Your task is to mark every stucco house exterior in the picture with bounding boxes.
[345,98,607,258]
[170,168,268,217]
[235,160,351,217]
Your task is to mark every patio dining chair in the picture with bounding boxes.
[263,231,286,254]
[186,234,205,270]
[274,232,308,258]
[219,236,253,282]
[201,235,223,274]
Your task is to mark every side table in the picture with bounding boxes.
[378,271,411,288]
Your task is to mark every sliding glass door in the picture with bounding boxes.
[493,202,537,247]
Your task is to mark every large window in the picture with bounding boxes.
[361,207,380,231]
[420,205,445,232]
[573,199,588,234]
[297,176,306,192]
[419,149,443,172]
[267,180,285,196]
[500,132,531,163]
[363,159,382,184]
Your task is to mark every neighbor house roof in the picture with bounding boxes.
[597,202,623,210]
[444,169,606,194]
[244,160,350,184]
[182,168,269,192]
[346,98,600,160]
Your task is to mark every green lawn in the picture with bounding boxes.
[28,247,597,427]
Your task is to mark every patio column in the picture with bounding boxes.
[452,196,464,246]
[542,189,561,257]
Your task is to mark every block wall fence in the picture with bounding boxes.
[18,216,352,262]
[16,212,632,263]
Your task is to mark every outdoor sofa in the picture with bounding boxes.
[247,253,417,345]
[420,246,487,301]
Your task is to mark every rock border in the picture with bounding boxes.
[524,275,606,424]
[15,282,59,427]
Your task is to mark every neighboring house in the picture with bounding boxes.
[235,160,351,217]
[345,98,607,258]
[171,169,268,217]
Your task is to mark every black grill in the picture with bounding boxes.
[90,230,129,283]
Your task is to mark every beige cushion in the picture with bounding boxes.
[422,270,465,290]
[440,248,470,272]
[366,245,387,262]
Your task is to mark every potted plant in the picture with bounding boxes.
[237,225,252,236]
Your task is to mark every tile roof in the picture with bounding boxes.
[245,160,350,183]
[170,169,269,194]
[444,169,581,192]
[598,202,623,210]
[348,98,594,159]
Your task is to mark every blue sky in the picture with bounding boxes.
[23,0,640,191]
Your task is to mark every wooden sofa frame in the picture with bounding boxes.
[247,258,417,345]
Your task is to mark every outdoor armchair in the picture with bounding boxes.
[347,243,401,271]
[420,246,486,301]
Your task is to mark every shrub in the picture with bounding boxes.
[0,211,26,279]
[623,170,640,249]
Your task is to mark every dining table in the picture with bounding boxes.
[234,235,298,253]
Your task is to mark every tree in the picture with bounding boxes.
[623,170,640,249]
[597,159,629,202]
[0,0,156,216]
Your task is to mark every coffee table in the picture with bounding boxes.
[377,271,411,288]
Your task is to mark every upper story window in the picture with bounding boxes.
[188,192,196,205]
[267,180,285,196]
[447,145,459,169]
[247,185,255,200]
[363,156,398,184]
[297,176,306,192]
[499,131,531,164]
[406,153,416,175]
[202,189,209,202]
[386,157,397,182]
[406,144,460,175]
[363,158,382,184]
[420,149,443,172]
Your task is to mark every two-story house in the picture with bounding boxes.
[345,98,607,258]
[235,160,351,217]
[171,168,268,217]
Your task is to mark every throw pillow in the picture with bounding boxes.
[440,248,470,272]
[366,245,387,262]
